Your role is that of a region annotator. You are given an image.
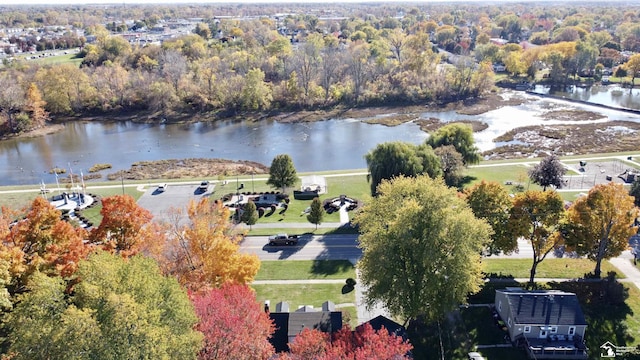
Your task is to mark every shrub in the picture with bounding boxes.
[88,163,112,172]
[49,167,66,174]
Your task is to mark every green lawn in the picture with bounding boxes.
[247,227,359,236]
[23,53,83,66]
[256,260,355,280]
[624,285,640,347]
[463,164,542,192]
[252,283,357,327]
[483,258,624,279]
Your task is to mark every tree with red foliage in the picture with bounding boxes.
[286,328,329,359]
[89,194,159,257]
[192,283,275,360]
[279,323,412,360]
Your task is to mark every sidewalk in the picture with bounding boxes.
[608,252,640,290]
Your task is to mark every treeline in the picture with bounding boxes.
[1,2,640,135]
[0,23,494,135]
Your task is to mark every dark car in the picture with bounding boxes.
[268,234,299,246]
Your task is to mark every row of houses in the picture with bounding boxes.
[269,288,590,359]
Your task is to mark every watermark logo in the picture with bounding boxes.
[601,341,638,358]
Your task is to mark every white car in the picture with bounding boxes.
[468,352,486,360]
[157,184,167,192]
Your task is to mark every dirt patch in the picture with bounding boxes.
[0,124,65,140]
[485,121,640,160]
[362,113,420,126]
[272,91,527,125]
[415,118,489,133]
[540,109,606,121]
[452,92,531,115]
[106,158,269,181]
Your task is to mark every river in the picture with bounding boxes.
[1,89,640,186]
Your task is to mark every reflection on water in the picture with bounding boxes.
[1,89,639,186]
[533,85,640,110]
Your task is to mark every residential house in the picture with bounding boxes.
[268,301,342,353]
[356,314,407,340]
[495,288,588,359]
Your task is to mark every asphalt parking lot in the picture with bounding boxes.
[562,159,632,190]
[137,183,216,223]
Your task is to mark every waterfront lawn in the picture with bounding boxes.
[0,190,40,210]
[463,164,541,191]
[240,174,370,225]
[482,258,624,279]
[256,260,355,281]
[252,283,357,327]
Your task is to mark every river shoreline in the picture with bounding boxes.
[3,89,640,181]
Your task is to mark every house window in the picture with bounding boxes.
[568,327,576,335]
[524,326,531,333]
[508,318,512,327]
[550,326,558,334]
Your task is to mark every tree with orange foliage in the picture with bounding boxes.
[89,194,160,257]
[561,183,638,278]
[161,198,260,291]
[24,83,48,129]
[192,283,274,360]
[1,197,89,294]
[278,323,412,360]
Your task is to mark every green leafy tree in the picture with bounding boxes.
[434,145,464,188]
[528,155,566,191]
[307,197,324,229]
[353,175,491,325]
[562,183,638,278]
[464,181,516,255]
[267,154,298,193]
[5,252,202,360]
[365,142,441,196]
[426,123,480,165]
[508,190,565,287]
[625,53,640,86]
[240,68,272,111]
[241,199,259,230]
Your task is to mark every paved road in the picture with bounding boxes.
[240,234,361,261]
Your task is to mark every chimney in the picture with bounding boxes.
[322,301,336,312]
[276,301,289,313]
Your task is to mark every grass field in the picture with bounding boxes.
[482,258,625,279]
[256,260,356,280]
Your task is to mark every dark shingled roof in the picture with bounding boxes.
[268,301,342,353]
[500,289,587,326]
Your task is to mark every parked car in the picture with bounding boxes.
[268,233,299,246]
[157,184,167,192]
[198,181,209,191]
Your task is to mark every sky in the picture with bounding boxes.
[0,0,544,5]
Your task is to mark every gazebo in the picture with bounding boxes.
[300,175,327,194]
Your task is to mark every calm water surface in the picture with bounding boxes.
[2,89,640,186]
